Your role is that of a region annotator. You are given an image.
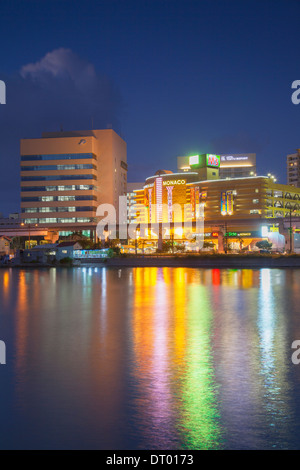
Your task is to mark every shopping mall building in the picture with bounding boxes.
[130,154,300,252]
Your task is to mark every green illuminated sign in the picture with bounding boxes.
[225,231,260,238]
[189,155,199,166]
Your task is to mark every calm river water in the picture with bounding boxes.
[1,267,300,449]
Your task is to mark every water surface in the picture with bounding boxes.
[0,267,300,449]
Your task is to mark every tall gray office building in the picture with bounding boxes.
[287,149,300,187]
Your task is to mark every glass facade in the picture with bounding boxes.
[22,206,96,213]
[21,164,96,171]
[21,195,96,202]
[21,175,96,181]
[21,185,97,192]
[21,153,96,161]
[24,217,95,224]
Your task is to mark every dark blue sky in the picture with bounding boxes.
[0,0,299,214]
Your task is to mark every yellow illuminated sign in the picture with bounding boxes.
[163,180,186,186]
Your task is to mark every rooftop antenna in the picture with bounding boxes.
[60,124,63,132]
[91,117,94,129]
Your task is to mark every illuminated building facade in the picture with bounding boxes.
[135,174,300,222]
[219,153,256,179]
[287,149,300,187]
[187,176,300,220]
[20,129,127,237]
[127,182,144,224]
[131,166,300,251]
[134,170,199,224]
[177,153,256,179]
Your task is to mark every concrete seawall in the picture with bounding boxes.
[3,256,300,269]
[80,256,300,269]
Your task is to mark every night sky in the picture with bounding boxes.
[0,0,300,215]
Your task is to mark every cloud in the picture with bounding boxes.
[20,48,97,91]
[17,48,122,128]
[0,48,123,214]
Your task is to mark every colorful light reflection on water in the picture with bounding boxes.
[0,267,300,449]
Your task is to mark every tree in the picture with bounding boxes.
[11,237,22,250]
[65,232,93,249]
[202,241,215,250]
[256,240,272,250]
[161,241,172,253]
[175,243,186,253]
[79,238,93,249]
[239,238,244,251]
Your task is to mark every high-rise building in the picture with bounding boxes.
[287,149,300,187]
[20,129,127,238]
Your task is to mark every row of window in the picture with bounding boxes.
[21,185,96,192]
[21,195,97,202]
[21,153,96,161]
[265,190,300,199]
[23,218,96,224]
[266,200,300,209]
[22,207,96,213]
[21,164,96,171]
[266,211,300,218]
[59,230,91,237]
[21,174,96,181]
[249,209,261,214]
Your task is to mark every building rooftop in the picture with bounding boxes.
[31,244,57,250]
[57,241,82,248]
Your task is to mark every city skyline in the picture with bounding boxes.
[0,0,300,215]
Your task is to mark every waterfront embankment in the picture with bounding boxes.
[2,254,300,269]
[80,254,300,269]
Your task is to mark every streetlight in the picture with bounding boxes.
[21,222,38,249]
[135,227,140,255]
[289,207,294,253]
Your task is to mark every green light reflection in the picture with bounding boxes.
[178,283,223,449]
